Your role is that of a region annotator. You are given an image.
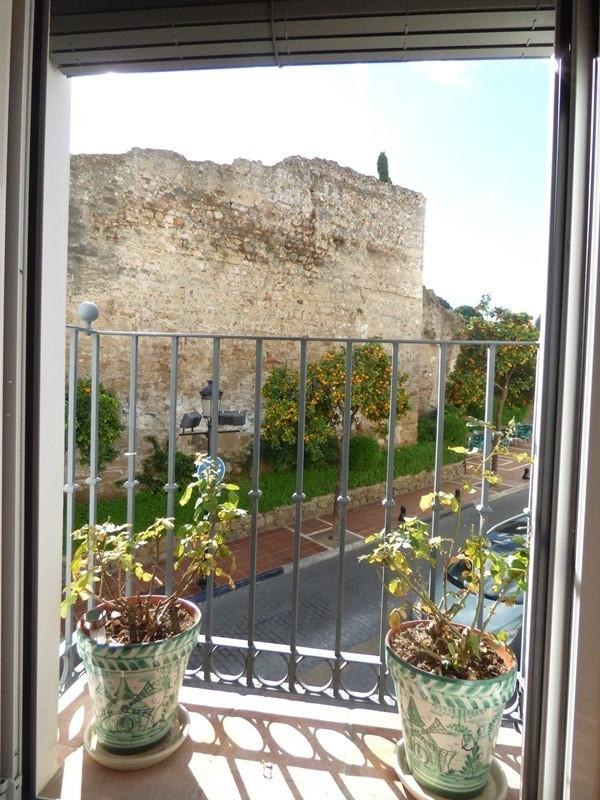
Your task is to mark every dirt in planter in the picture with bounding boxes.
[389,621,510,680]
[101,601,196,645]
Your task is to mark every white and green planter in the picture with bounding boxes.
[76,596,200,755]
[386,621,516,799]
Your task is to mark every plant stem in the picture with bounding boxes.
[474,537,486,630]
[481,598,502,633]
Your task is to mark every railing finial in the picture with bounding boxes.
[77,300,99,329]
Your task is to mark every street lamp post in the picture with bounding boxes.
[199,380,223,456]
[178,379,246,595]
[179,379,246,456]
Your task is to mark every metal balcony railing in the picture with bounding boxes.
[60,312,537,718]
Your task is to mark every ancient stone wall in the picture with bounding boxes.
[419,288,465,413]
[66,149,459,485]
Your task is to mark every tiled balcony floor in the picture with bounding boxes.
[42,681,522,800]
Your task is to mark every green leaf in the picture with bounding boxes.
[388,608,406,629]
[179,482,194,507]
[483,470,502,485]
[515,452,534,464]
[388,577,408,596]
[419,492,435,512]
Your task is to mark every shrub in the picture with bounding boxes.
[417,413,435,443]
[261,438,297,470]
[418,405,467,446]
[349,435,382,471]
[74,441,465,530]
[262,433,339,469]
[443,405,468,445]
[501,404,529,425]
[136,436,197,493]
[70,377,124,472]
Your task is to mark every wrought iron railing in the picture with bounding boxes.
[60,309,537,716]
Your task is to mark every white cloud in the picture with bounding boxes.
[409,61,472,87]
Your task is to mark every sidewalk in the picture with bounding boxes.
[223,453,531,588]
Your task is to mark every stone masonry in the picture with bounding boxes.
[419,288,465,413]
[67,149,460,484]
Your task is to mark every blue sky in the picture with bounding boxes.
[70,59,553,316]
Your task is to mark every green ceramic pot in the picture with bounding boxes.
[386,621,516,799]
[76,596,200,754]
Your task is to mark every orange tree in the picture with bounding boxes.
[262,343,411,530]
[70,377,124,472]
[447,296,539,430]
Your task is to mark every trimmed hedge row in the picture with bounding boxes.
[73,439,463,533]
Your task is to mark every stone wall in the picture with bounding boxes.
[419,288,465,413]
[66,149,460,485]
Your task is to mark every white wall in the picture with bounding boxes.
[35,61,71,794]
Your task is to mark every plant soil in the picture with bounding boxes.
[102,603,195,645]
[389,621,510,680]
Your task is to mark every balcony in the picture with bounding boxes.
[44,683,522,800]
[52,319,535,799]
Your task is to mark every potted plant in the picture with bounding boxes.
[61,463,245,757]
[363,455,529,797]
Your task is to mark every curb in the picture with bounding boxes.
[287,484,529,575]
[188,566,285,604]
[192,483,529,603]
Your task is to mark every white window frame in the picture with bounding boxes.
[2,2,600,799]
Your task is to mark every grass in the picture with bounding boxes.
[72,441,463,532]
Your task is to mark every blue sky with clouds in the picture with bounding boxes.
[70,59,553,316]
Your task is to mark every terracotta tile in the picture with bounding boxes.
[295,518,332,535]
[307,530,361,549]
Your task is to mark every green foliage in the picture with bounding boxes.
[500,404,529,425]
[261,343,410,467]
[454,304,481,320]
[349,435,383,471]
[418,405,468,446]
[444,406,469,444]
[73,442,464,531]
[447,295,539,426]
[70,377,124,472]
[362,431,530,678]
[62,466,246,641]
[436,296,452,311]
[364,505,528,676]
[377,151,392,183]
[136,436,197,493]
[415,414,435,441]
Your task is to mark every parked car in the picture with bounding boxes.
[445,513,529,647]
[487,512,529,552]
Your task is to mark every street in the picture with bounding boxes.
[188,488,529,693]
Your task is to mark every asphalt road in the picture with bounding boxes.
[187,488,529,692]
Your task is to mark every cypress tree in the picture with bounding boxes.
[377,151,392,184]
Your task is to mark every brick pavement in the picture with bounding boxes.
[226,452,531,587]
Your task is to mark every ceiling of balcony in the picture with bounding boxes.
[49,0,556,77]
